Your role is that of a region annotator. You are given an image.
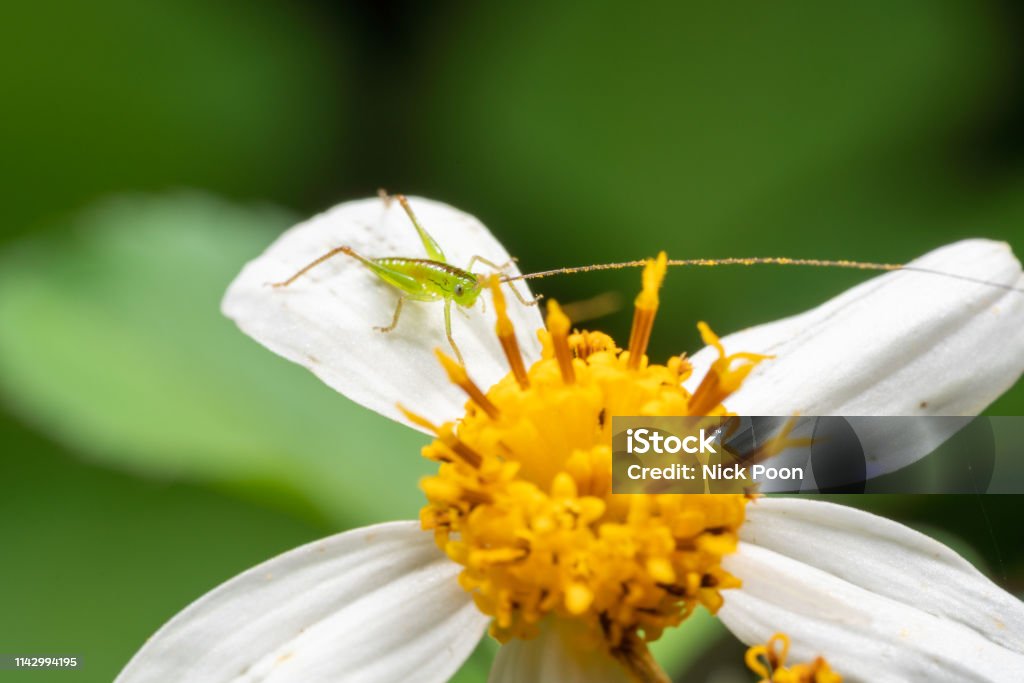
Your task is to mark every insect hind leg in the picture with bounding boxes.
[465,254,542,307]
[271,246,360,288]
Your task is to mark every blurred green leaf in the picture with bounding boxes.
[0,193,433,526]
[0,0,349,241]
[0,416,326,683]
[449,639,499,683]
[652,608,729,677]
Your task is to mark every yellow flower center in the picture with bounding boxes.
[745,633,843,683]
[406,253,769,675]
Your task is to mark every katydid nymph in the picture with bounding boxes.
[271,193,1022,368]
[271,193,539,365]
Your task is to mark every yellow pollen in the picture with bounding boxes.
[627,251,667,370]
[488,275,530,389]
[545,300,576,384]
[415,255,768,680]
[567,328,618,359]
[745,633,842,683]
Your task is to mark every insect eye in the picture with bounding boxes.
[454,283,464,296]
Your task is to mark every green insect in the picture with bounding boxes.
[272,194,1024,367]
[271,193,538,365]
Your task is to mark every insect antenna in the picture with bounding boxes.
[501,256,1024,293]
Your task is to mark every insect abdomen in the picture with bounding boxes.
[374,257,470,301]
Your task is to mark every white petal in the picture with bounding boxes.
[222,197,543,431]
[685,239,1024,476]
[718,498,1024,682]
[687,239,1024,415]
[489,619,630,683]
[117,521,488,683]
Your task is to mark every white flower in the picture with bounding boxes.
[120,197,1024,682]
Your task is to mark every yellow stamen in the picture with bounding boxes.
[437,424,483,468]
[488,275,530,389]
[421,477,492,506]
[398,404,484,467]
[434,348,501,420]
[688,322,772,416]
[745,633,842,683]
[546,300,576,384]
[743,416,815,467]
[398,403,440,433]
[627,251,667,369]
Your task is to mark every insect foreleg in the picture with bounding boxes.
[375,296,406,333]
[466,254,542,307]
[506,281,543,307]
[444,298,465,366]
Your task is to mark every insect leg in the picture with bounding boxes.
[444,298,466,366]
[466,254,542,307]
[271,246,355,288]
[273,245,424,297]
[374,296,405,333]
[393,194,446,263]
[466,254,516,272]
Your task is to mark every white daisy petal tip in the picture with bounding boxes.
[117,521,488,683]
[221,196,544,431]
[685,238,1024,417]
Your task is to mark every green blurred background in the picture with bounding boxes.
[1,2,1022,681]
